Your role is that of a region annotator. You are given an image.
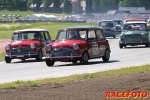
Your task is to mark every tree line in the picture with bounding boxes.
[0,0,149,14]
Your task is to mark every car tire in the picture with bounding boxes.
[119,43,123,49]
[46,59,55,66]
[36,50,43,61]
[5,56,11,63]
[80,51,89,64]
[102,48,110,62]
[145,40,149,47]
[72,60,78,64]
[124,45,126,48]
[113,35,116,38]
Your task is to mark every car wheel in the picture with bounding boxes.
[119,43,123,49]
[145,40,149,47]
[102,48,110,62]
[80,51,89,64]
[46,59,55,66]
[124,45,126,48]
[5,56,11,63]
[36,50,43,61]
[113,35,116,38]
[72,60,78,64]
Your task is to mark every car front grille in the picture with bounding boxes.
[10,47,31,55]
[125,35,142,42]
[52,48,74,57]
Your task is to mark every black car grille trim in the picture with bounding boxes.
[125,35,142,42]
[52,48,74,57]
[10,47,31,55]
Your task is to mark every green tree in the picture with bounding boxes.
[92,0,101,13]
[12,0,28,11]
[62,0,72,14]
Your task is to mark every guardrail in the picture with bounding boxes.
[0,20,86,23]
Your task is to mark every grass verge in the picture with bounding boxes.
[0,52,4,61]
[0,22,97,39]
[0,64,150,88]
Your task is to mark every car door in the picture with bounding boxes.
[87,30,99,58]
[41,31,52,56]
[95,29,106,56]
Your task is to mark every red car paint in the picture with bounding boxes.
[45,26,111,66]
[5,29,52,63]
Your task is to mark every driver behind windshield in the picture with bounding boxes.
[33,33,40,40]
[69,31,81,39]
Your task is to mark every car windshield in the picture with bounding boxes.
[123,23,146,31]
[99,21,113,27]
[56,30,87,40]
[12,32,40,41]
[113,20,123,26]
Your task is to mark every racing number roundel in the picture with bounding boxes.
[92,45,98,54]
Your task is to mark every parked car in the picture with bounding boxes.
[5,29,52,63]
[45,26,111,66]
[119,21,150,48]
[98,20,121,38]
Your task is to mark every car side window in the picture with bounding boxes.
[79,30,87,39]
[41,32,45,40]
[44,31,51,40]
[95,30,104,40]
[56,31,66,40]
[88,30,96,40]
[12,33,22,41]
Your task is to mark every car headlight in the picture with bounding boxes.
[121,34,125,39]
[46,45,52,51]
[5,44,11,50]
[30,43,36,49]
[142,33,147,38]
[73,44,79,50]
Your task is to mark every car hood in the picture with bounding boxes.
[9,40,40,47]
[122,30,146,35]
[51,40,86,48]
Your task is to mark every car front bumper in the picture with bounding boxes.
[5,52,37,59]
[45,54,81,61]
[119,39,147,45]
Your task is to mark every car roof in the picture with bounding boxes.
[125,18,143,20]
[125,18,144,22]
[14,29,48,33]
[124,21,146,24]
[60,26,102,30]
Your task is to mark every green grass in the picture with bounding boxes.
[0,64,150,88]
[0,22,97,39]
[0,53,4,61]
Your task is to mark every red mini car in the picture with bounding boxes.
[5,29,52,63]
[45,26,111,66]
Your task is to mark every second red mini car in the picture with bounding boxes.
[45,26,111,66]
[5,29,52,63]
